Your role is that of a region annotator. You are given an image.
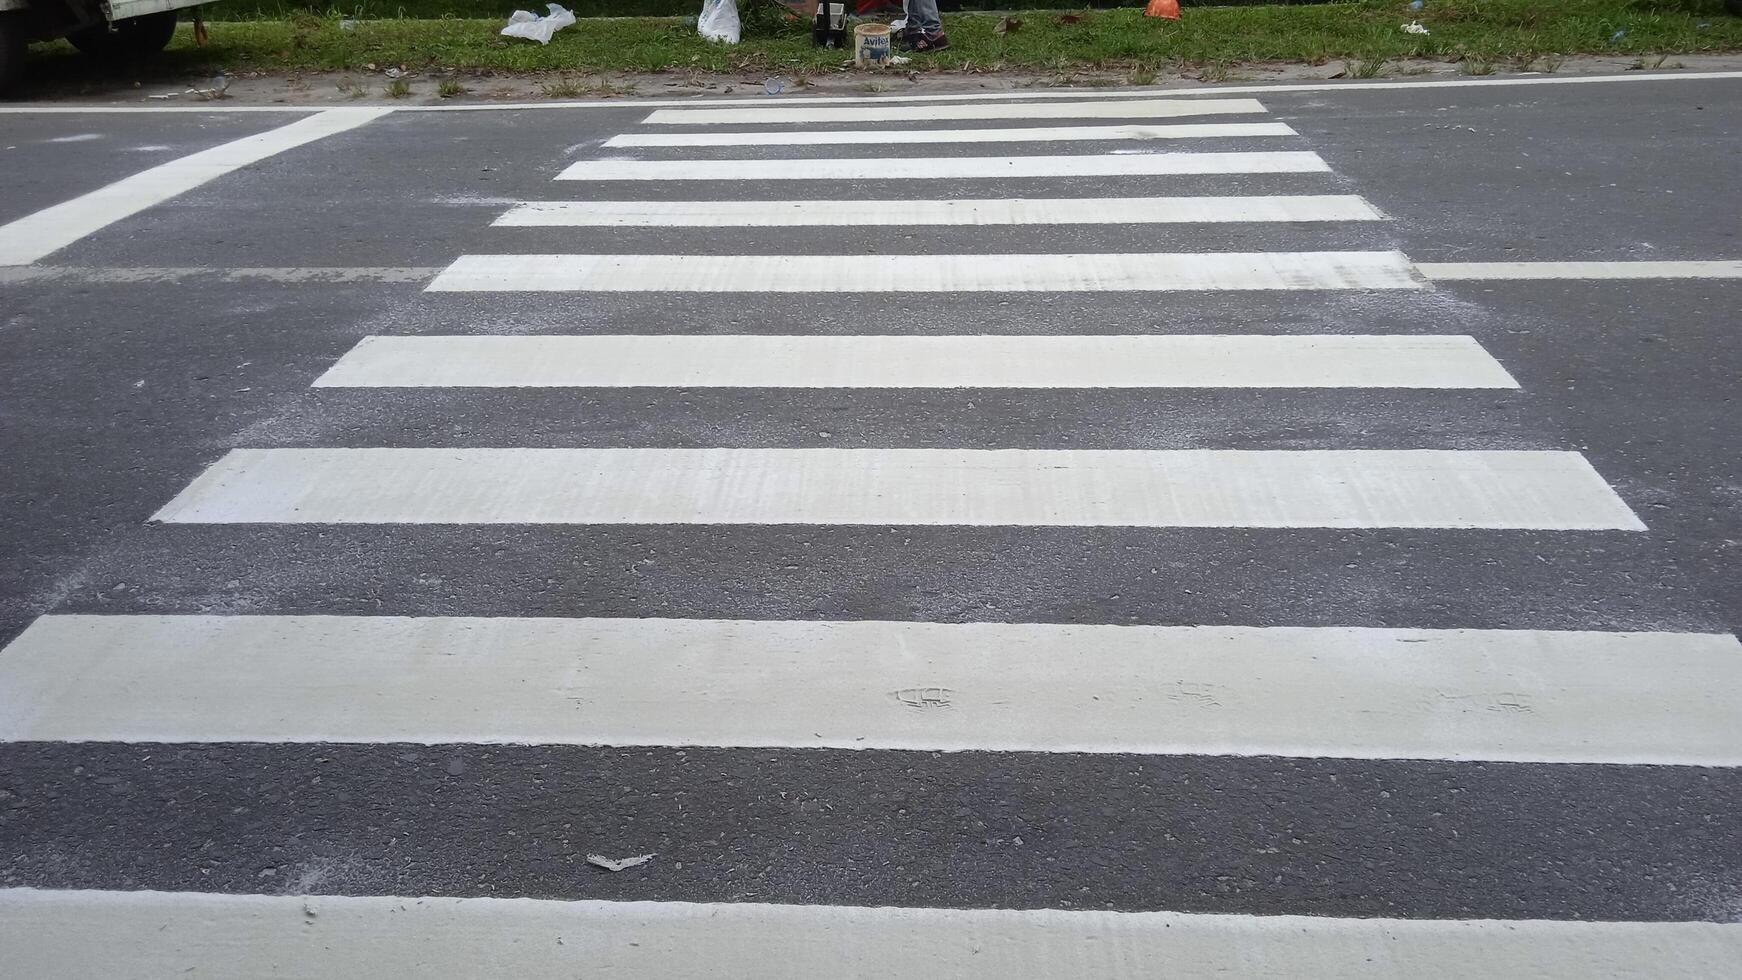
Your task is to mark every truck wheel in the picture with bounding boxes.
[68,10,178,60]
[0,13,26,95]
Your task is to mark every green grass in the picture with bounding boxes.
[192,0,1366,19]
[24,0,1742,79]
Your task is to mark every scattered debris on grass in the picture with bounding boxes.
[501,3,577,45]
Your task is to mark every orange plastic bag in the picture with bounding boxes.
[1144,0,1180,18]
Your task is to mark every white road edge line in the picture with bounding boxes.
[0,108,392,266]
[313,335,1517,389]
[150,448,1645,530]
[5,617,1736,765]
[1418,260,1742,280]
[494,195,1385,227]
[425,251,1419,292]
[6,889,1742,979]
[604,121,1298,146]
[2,70,1737,114]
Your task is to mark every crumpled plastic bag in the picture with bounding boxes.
[698,0,740,44]
[501,3,575,44]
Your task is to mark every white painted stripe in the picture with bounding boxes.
[557,150,1328,181]
[642,97,1268,124]
[152,448,1643,529]
[605,121,1297,146]
[1418,260,1742,281]
[0,106,330,113]
[0,108,391,266]
[495,195,1384,227]
[0,265,440,284]
[6,616,1735,764]
[8,890,1742,979]
[314,335,1515,390]
[424,251,1420,293]
[7,71,1740,115]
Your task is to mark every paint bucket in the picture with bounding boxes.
[854,23,892,67]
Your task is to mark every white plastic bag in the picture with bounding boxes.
[501,3,576,44]
[698,0,740,44]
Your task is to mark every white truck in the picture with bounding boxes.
[0,0,204,93]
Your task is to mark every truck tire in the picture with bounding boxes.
[68,10,178,60]
[0,13,26,95]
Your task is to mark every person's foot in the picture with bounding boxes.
[908,31,949,52]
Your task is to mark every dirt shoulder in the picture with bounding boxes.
[9,51,1742,107]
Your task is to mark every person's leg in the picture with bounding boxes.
[903,0,941,37]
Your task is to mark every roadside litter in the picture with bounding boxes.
[698,0,741,44]
[189,75,230,100]
[1401,20,1430,35]
[854,23,891,65]
[587,853,656,872]
[147,75,230,101]
[500,4,576,45]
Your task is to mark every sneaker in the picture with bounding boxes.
[910,31,949,52]
[896,25,925,50]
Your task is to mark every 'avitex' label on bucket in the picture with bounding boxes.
[855,24,892,66]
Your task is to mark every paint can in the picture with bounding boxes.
[854,23,892,67]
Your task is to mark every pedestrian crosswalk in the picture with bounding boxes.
[558,150,1331,180]
[426,250,1418,292]
[493,194,1385,226]
[151,448,1641,529]
[604,120,1299,147]
[6,91,1738,974]
[639,96,1269,123]
[312,334,1509,388]
[6,615,1739,764]
[9,889,1742,979]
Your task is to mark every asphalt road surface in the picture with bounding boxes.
[2,72,1741,976]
